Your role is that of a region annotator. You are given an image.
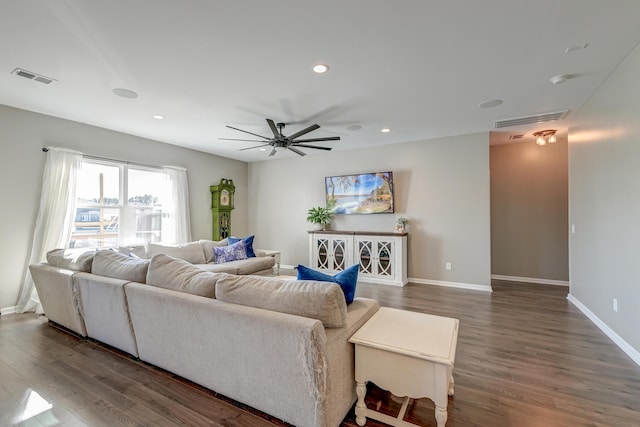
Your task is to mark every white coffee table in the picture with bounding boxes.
[348,307,459,427]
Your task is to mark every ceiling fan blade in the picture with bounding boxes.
[287,146,307,156]
[225,125,271,140]
[239,143,271,151]
[286,124,320,141]
[290,136,340,143]
[269,147,277,156]
[293,144,332,151]
[266,119,280,138]
[219,138,266,142]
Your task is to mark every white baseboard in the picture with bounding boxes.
[409,277,493,293]
[280,264,296,270]
[1,305,17,316]
[491,274,569,287]
[567,294,640,367]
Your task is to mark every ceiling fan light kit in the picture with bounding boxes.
[533,129,557,146]
[219,119,340,157]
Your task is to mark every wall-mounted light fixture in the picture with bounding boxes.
[533,129,557,146]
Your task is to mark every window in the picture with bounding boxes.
[70,160,170,248]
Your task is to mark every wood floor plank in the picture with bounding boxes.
[2,277,640,426]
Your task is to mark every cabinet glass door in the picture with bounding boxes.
[316,238,329,269]
[332,239,346,271]
[358,240,373,274]
[376,241,393,276]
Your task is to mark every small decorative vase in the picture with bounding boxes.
[395,224,406,233]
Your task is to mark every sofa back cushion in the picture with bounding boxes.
[147,241,206,264]
[199,239,228,263]
[146,254,219,298]
[216,275,347,328]
[92,250,150,283]
[46,248,95,272]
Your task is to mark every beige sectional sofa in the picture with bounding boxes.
[29,245,379,427]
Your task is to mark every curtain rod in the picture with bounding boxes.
[42,147,163,170]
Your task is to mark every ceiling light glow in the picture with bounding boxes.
[152,115,164,120]
[381,128,391,133]
[313,64,329,74]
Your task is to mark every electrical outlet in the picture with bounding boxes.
[445,262,452,271]
[613,298,618,312]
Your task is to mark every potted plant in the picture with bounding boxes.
[307,206,332,230]
[395,216,409,233]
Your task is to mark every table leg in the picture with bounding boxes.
[435,405,448,427]
[448,376,455,396]
[355,381,367,426]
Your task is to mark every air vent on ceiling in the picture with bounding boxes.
[11,68,56,85]
[509,134,524,140]
[494,110,569,129]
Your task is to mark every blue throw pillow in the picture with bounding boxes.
[228,235,256,258]
[296,264,359,304]
[214,241,248,263]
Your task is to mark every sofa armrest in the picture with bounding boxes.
[254,248,266,257]
[29,263,87,336]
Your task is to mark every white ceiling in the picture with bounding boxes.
[2,1,640,161]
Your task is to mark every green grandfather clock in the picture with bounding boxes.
[210,178,235,241]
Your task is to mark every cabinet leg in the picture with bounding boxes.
[448,376,455,396]
[355,381,367,426]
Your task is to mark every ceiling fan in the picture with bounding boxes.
[219,119,340,157]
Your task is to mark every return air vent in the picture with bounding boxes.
[11,68,56,85]
[494,110,569,129]
[509,134,524,140]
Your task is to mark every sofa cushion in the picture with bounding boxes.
[92,250,150,283]
[147,254,219,298]
[228,235,256,257]
[147,241,206,264]
[194,263,239,274]
[199,238,228,263]
[214,241,248,263]
[297,264,359,304]
[46,248,95,272]
[216,275,347,328]
[223,256,275,275]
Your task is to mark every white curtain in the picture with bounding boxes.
[163,166,191,243]
[17,147,82,313]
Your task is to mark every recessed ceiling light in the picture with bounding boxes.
[259,148,267,151]
[152,114,164,120]
[550,74,571,85]
[347,124,362,131]
[313,64,329,74]
[112,88,138,99]
[478,99,503,109]
[381,128,391,133]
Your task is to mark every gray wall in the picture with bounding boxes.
[490,137,569,281]
[0,105,248,312]
[248,132,491,287]
[569,46,640,352]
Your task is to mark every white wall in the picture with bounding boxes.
[0,105,247,312]
[569,45,640,354]
[248,132,491,287]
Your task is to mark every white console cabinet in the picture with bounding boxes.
[309,231,408,286]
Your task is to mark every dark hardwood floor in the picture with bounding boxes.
[2,276,640,426]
